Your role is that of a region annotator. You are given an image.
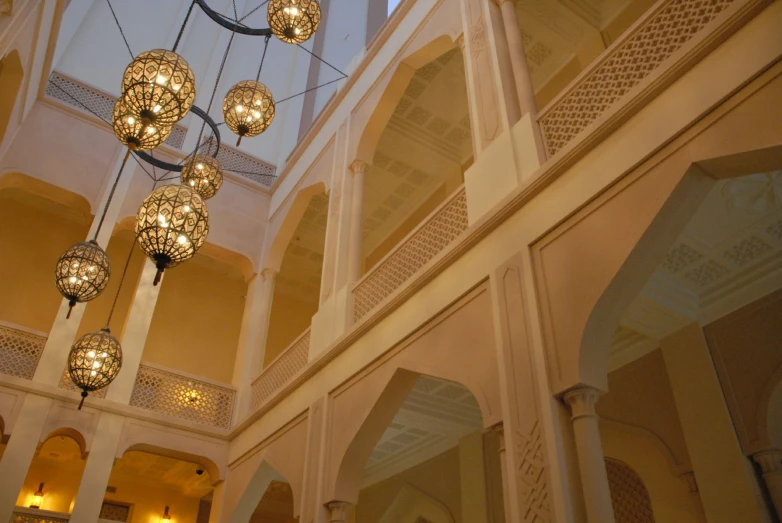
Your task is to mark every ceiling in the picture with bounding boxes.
[362,375,483,488]
[611,172,782,369]
[250,480,295,523]
[365,48,471,257]
[109,450,213,499]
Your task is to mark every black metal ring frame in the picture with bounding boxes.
[133,105,221,172]
[195,0,274,36]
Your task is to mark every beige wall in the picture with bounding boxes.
[77,230,145,341]
[16,437,86,514]
[355,447,462,523]
[103,476,201,523]
[265,293,318,365]
[142,254,247,384]
[0,192,90,334]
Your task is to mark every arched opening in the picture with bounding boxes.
[105,447,216,522]
[334,371,501,522]
[248,480,295,523]
[606,458,656,523]
[265,191,329,364]
[0,50,24,145]
[359,46,472,276]
[227,459,297,523]
[14,432,87,516]
[0,173,92,335]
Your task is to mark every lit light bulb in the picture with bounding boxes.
[91,370,97,376]
[81,275,89,281]
[147,127,156,135]
[236,105,244,113]
[69,276,77,283]
[246,116,253,122]
[93,361,101,368]
[89,266,95,272]
[72,262,80,268]
[102,352,107,357]
[172,84,181,91]
[156,74,168,85]
[254,100,262,106]
[252,110,261,119]
[87,351,95,358]
[127,117,135,125]
[184,205,191,212]
[153,105,162,113]
[189,180,195,186]
[295,28,301,34]
[177,235,187,245]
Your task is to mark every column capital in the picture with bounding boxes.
[493,0,516,6]
[327,501,352,522]
[491,423,506,453]
[456,33,466,51]
[261,268,278,281]
[680,471,699,493]
[349,160,367,175]
[563,386,602,420]
[753,449,782,474]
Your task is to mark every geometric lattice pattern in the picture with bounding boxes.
[539,0,734,156]
[59,363,107,398]
[129,363,236,429]
[251,329,310,410]
[515,422,552,522]
[99,501,131,522]
[353,187,469,321]
[45,72,276,186]
[11,512,70,523]
[0,323,46,380]
[606,458,656,523]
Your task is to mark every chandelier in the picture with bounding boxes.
[54,240,111,319]
[268,0,322,44]
[223,80,275,146]
[68,327,123,409]
[181,154,223,200]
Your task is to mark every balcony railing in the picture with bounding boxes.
[11,508,70,523]
[129,362,236,429]
[251,328,310,410]
[538,0,756,157]
[352,187,469,322]
[0,322,46,380]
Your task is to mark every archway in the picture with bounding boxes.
[0,50,23,145]
[606,458,656,523]
[14,431,87,515]
[356,44,473,277]
[265,189,329,364]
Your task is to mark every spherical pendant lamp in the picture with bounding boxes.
[112,92,173,151]
[135,184,209,285]
[68,327,122,409]
[222,80,275,145]
[121,49,196,127]
[268,0,321,44]
[180,154,223,200]
[54,240,111,319]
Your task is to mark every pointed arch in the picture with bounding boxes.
[378,484,455,523]
[265,181,327,271]
[0,50,23,146]
[759,364,782,450]
[228,459,286,523]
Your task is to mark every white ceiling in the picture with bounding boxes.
[611,172,782,369]
[362,375,483,488]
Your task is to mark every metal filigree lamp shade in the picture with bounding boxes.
[223,80,275,145]
[113,92,173,151]
[121,49,196,127]
[180,155,223,200]
[54,240,111,319]
[135,184,209,285]
[268,0,321,44]
[68,327,122,409]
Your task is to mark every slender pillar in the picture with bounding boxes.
[753,450,782,518]
[0,394,53,522]
[661,323,771,523]
[495,0,535,118]
[69,412,124,521]
[33,148,136,387]
[232,268,277,417]
[564,386,615,523]
[347,160,366,284]
[327,501,352,523]
[104,260,162,404]
[681,471,708,522]
[460,430,491,523]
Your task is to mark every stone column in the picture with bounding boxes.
[753,449,782,518]
[69,412,124,521]
[33,147,136,387]
[564,386,615,523]
[104,260,162,404]
[0,394,52,522]
[662,323,771,523]
[347,160,367,284]
[327,501,352,523]
[232,268,278,418]
[460,430,491,523]
[681,471,708,522]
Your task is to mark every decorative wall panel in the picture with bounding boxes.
[0,323,46,380]
[606,458,656,523]
[251,329,310,410]
[129,363,235,429]
[353,187,469,321]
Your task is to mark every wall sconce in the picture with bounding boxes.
[161,505,171,522]
[30,483,44,509]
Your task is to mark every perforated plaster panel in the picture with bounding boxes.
[251,329,310,409]
[0,323,46,379]
[606,459,656,523]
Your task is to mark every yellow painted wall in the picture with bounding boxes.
[104,476,201,523]
[0,192,90,333]
[16,437,86,514]
[77,229,145,340]
[142,253,247,384]
[355,447,463,523]
[265,292,318,366]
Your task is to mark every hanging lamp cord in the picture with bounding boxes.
[256,34,272,82]
[172,0,197,52]
[93,149,131,242]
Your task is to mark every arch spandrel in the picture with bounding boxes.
[535,70,782,395]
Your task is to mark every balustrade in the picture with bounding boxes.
[251,328,311,410]
[10,508,69,523]
[0,322,46,380]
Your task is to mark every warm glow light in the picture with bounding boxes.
[127,117,135,125]
[30,483,44,509]
[177,235,187,245]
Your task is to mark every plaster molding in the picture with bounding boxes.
[752,449,782,475]
[261,268,279,282]
[563,386,601,420]
[327,501,352,522]
[349,159,368,175]
[680,471,699,493]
